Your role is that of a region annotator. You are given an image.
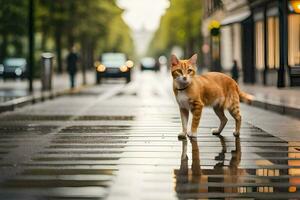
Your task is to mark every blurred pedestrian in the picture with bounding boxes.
[67,46,79,89]
[154,58,160,72]
[231,60,239,83]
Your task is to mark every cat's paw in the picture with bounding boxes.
[178,132,187,140]
[233,131,240,137]
[211,129,221,135]
[187,132,197,138]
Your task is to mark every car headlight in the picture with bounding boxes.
[125,60,134,68]
[94,61,101,68]
[120,65,128,72]
[96,64,106,72]
[15,68,23,76]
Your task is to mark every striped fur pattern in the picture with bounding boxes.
[171,54,253,138]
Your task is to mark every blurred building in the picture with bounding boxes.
[201,0,300,87]
[201,0,224,72]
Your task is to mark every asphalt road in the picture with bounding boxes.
[0,71,300,199]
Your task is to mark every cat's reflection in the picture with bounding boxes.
[177,138,201,176]
[175,136,241,196]
[214,135,241,172]
[230,136,241,175]
[175,138,202,196]
[212,135,241,193]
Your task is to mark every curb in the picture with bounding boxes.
[250,99,300,119]
[0,85,91,114]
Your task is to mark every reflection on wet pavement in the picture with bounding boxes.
[0,73,299,199]
[173,134,300,199]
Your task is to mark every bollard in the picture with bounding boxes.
[41,53,54,91]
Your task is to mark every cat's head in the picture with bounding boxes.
[170,54,197,89]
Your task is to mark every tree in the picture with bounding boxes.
[104,8,135,56]
[148,0,202,58]
[0,0,28,62]
[0,0,134,78]
[36,0,134,75]
[37,0,72,73]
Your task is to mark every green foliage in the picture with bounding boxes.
[0,0,28,36]
[148,0,202,57]
[105,13,134,56]
[0,0,134,67]
[35,0,134,56]
[0,0,28,61]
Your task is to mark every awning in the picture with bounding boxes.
[221,10,251,26]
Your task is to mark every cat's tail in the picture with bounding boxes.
[238,90,254,105]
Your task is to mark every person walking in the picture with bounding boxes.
[66,46,79,89]
[231,60,239,83]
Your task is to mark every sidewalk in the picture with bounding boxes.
[241,84,300,118]
[200,69,300,118]
[0,71,95,112]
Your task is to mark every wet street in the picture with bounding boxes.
[0,71,300,199]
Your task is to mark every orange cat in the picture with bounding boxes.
[171,54,253,139]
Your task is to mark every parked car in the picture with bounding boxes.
[95,53,133,83]
[0,64,4,76]
[0,58,27,79]
[140,57,160,71]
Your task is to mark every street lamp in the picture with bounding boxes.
[28,0,35,92]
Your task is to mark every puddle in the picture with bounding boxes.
[173,136,300,197]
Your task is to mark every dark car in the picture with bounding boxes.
[140,57,160,71]
[0,58,27,79]
[96,53,133,84]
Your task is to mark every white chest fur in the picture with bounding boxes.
[176,91,190,110]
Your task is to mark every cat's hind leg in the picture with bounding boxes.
[178,108,189,140]
[229,103,241,137]
[212,106,228,135]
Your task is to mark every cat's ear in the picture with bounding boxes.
[171,54,179,66]
[189,54,198,65]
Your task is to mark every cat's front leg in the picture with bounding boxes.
[178,108,189,139]
[188,102,203,138]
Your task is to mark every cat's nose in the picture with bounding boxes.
[183,77,187,81]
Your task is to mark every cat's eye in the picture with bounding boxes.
[175,69,182,74]
[172,69,182,77]
[188,69,193,73]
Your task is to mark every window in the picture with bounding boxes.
[288,14,300,67]
[255,21,265,70]
[267,17,280,69]
[257,186,274,193]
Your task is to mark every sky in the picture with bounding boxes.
[117,0,170,32]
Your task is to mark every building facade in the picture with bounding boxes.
[201,0,225,72]
[220,0,252,83]
[250,0,300,87]
[201,0,300,87]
